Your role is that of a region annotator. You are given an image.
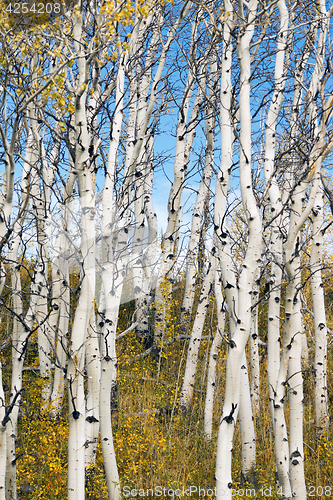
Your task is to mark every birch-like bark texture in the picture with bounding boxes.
[50,170,75,416]
[262,1,291,494]
[249,275,260,417]
[85,315,100,467]
[0,363,5,500]
[180,54,217,331]
[238,352,256,485]
[67,7,96,497]
[0,0,333,497]
[153,10,207,349]
[215,1,263,498]
[204,271,225,440]
[311,186,329,431]
[179,257,215,413]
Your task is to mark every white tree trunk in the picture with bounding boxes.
[249,276,260,416]
[311,187,329,431]
[154,12,207,347]
[216,2,263,498]
[85,315,101,467]
[238,352,256,485]
[179,258,216,413]
[5,128,42,500]
[97,47,128,500]
[204,272,225,440]
[67,8,96,497]
[0,363,6,500]
[50,172,75,416]
[180,55,216,330]
[261,1,291,493]
[285,265,305,499]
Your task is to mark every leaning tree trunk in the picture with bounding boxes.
[154,9,206,348]
[180,54,216,331]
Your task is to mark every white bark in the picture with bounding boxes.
[85,315,101,467]
[128,18,158,340]
[97,46,128,500]
[0,363,6,500]
[216,1,263,498]
[5,127,42,500]
[154,12,207,347]
[179,257,216,413]
[50,172,75,416]
[278,5,330,495]
[180,55,216,330]
[286,267,305,499]
[311,187,329,431]
[204,272,225,440]
[6,283,41,499]
[238,352,256,484]
[249,276,260,416]
[67,8,96,498]
[262,1,291,494]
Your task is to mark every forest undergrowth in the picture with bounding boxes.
[3,271,332,500]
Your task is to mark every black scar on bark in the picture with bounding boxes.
[223,403,238,424]
[86,416,99,423]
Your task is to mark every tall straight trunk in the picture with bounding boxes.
[311,187,329,431]
[216,2,262,498]
[278,5,329,493]
[305,0,331,431]
[204,271,225,440]
[284,257,305,498]
[85,315,101,467]
[27,64,61,402]
[262,1,291,494]
[249,276,260,416]
[0,363,5,500]
[6,281,41,499]
[238,352,256,485]
[30,168,51,401]
[130,21,159,340]
[6,129,41,500]
[97,46,130,500]
[50,171,75,416]
[179,258,215,413]
[67,8,96,497]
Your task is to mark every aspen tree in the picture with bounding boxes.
[153,5,214,351]
[180,54,217,331]
[179,255,216,413]
[273,3,331,496]
[262,0,291,494]
[4,135,34,500]
[311,185,330,432]
[215,0,263,496]
[204,271,225,440]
